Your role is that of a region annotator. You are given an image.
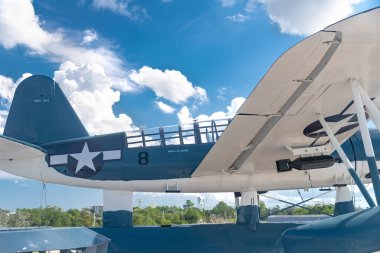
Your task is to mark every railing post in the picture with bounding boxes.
[141,130,146,147]
[206,128,210,143]
[178,125,184,145]
[193,122,202,144]
[211,121,216,142]
[213,120,220,141]
[159,127,166,147]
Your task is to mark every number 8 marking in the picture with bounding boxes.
[138,152,149,165]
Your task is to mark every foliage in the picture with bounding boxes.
[0,208,11,226]
[132,201,238,225]
[260,203,335,218]
[3,206,102,227]
[133,204,205,225]
[183,200,195,209]
[0,200,341,227]
[211,201,235,218]
[1,201,235,227]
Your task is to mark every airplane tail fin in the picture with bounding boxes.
[3,75,88,146]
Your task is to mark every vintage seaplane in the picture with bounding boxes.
[1,7,380,253]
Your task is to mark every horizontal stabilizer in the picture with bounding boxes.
[0,135,45,179]
[0,135,45,160]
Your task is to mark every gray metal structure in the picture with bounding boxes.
[0,227,110,253]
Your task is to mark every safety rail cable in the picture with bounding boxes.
[125,118,231,148]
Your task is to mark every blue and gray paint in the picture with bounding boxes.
[334,186,355,216]
[91,206,380,253]
[103,190,133,227]
[0,227,109,253]
[236,190,260,230]
[2,205,380,253]
[4,75,380,184]
[282,206,380,253]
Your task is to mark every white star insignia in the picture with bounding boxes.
[70,142,101,174]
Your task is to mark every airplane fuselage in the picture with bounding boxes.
[1,128,378,193]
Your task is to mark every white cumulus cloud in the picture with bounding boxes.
[92,0,149,20]
[219,0,237,7]
[54,61,138,135]
[225,0,363,35]
[177,96,245,124]
[0,73,32,103]
[0,0,140,136]
[244,0,257,12]
[0,0,51,50]
[257,0,364,35]
[0,75,17,103]
[130,66,208,105]
[0,73,32,133]
[226,14,250,23]
[0,1,207,137]
[0,110,8,134]
[155,101,176,114]
[0,0,133,92]
[82,29,98,44]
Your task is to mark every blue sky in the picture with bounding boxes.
[0,0,379,210]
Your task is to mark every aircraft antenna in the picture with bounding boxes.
[39,182,47,226]
[297,190,304,201]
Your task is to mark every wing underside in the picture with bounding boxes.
[193,8,380,177]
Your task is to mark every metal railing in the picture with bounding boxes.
[125,118,231,148]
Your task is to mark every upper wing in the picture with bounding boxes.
[193,8,380,177]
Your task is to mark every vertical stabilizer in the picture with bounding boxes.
[3,75,88,145]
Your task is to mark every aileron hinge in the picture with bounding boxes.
[294,78,313,83]
[323,39,341,45]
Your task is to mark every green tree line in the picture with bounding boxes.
[259,202,335,218]
[0,207,100,227]
[0,200,338,227]
[0,200,236,227]
[133,200,236,225]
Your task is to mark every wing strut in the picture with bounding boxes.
[350,78,380,205]
[317,78,380,207]
[316,113,376,207]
